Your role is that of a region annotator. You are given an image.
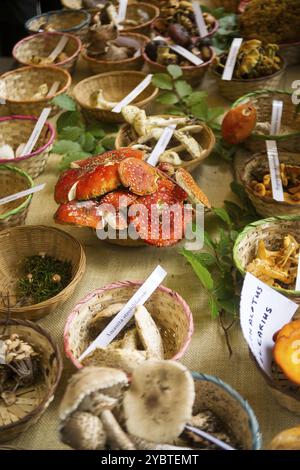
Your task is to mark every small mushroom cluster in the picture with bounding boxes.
[122,105,207,165]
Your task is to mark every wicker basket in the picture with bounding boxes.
[0,225,86,321]
[81,33,149,75]
[73,71,158,123]
[278,40,300,67]
[234,216,300,304]
[151,17,219,40]
[0,165,33,231]
[192,373,261,449]
[0,116,55,179]
[0,319,62,443]
[25,9,91,40]
[13,32,82,74]
[211,57,286,103]
[60,0,82,7]
[115,115,216,171]
[121,3,159,35]
[64,281,194,370]
[211,0,240,12]
[0,66,72,118]
[241,152,300,217]
[233,90,300,153]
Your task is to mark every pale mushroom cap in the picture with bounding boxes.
[269,426,300,450]
[59,366,128,422]
[123,359,195,443]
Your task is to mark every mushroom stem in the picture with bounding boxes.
[101,409,136,450]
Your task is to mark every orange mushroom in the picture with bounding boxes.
[273,320,300,385]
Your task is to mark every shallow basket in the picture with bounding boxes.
[241,151,300,217]
[233,216,300,304]
[25,9,91,39]
[64,281,194,370]
[0,319,62,443]
[0,225,86,321]
[115,115,216,171]
[13,32,82,74]
[211,0,240,12]
[73,71,158,123]
[121,3,159,35]
[233,90,300,153]
[81,33,149,75]
[192,373,261,450]
[0,165,33,231]
[0,66,72,118]
[0,116,55,179]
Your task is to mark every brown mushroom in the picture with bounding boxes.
[269,426,300,450]
[60,411,106,450]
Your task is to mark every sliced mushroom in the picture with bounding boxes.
[60,411,106,450]
[121,328,139,350]
[175,167,211,208]
[134,306,164,359]
[101,409,136,450]
[130,434,193,450]
[159,150,183,166]
[173,130,202,159]
[89,302,126,337]
[82,346,148,374]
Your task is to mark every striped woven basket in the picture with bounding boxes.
[233,90,300,153]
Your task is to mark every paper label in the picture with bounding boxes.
[79,265,167,361]
[47,81,60,97]
[48,35,68,61]
[0,340,6,365]
[185,425,235,450]
[240,272,298,377]
[20,108,51,157]
[112,74,153,113]
[222,38,243,81]
[270,100,283,135]
[0,183,46,207]
[192,2,208,38]
[169,44,203,66]
[147,124,176,167]
[296,255,300,291]
[266,140,284,202]
[118,0,128,22]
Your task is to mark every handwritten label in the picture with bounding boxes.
[270,100,283,136]
[147,125,176,167]
[222,38,243,81]
[0,340,6,364]
[48,35,68,61]
[118,0,128,22]
[266,140,284,202]
[240,272,298,377]
[20,108,51,157]
[112,74,153,113]
[0,184,45,207]
[192,2,208,38]
[79,265,167,361]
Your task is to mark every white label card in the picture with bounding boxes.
[112,74,153,113]
[0,184,46,207]
[118,0,128,22]
[266,140,284,202]
[20,108,51,157]
[79,265,167,361]
[147,124,176,167]
[240,272,298,377]
[169,44,203,66]
[0,340,6,365]
[192,2,208,38]
[296,255,300,292]
[270,100,283,136]
[48,35,68,61]
[222,38,243,81]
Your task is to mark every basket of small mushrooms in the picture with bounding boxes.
[115,106,216,171]
[25,9,91,39]
[58,360,261,450]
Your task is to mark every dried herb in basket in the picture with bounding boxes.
[17,255,72,305]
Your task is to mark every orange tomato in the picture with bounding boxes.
[221,102,257,145]
[273,322,300,385]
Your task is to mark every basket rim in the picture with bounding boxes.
[143,45,216,71]
[122,2,160,32]
[151,17,219,40]
[25,8,91,34]
[12,31,82,68]
[0,318,62,433]
[212,55,286,82]
[232,89,300,140]
[64,280,194,369]
[0,115,55,162]
[233,215,300,296]
[0,225,86,313]
[0,65,72,105]
[0,164,34,220]
[73,70,159,112]
[192,372,262,450]
[81,32,149,65]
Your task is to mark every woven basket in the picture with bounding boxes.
[0,66,72,118]
[0,225,86,321]
[192,373,261,449]
[211,57,286,103]
[278,40,300,67]
[81,33,149,75]
[64,281,194,370]
[120,3,159,35]
[241,152,300,218]
[211,0,240,12]
[115,115,216,171]
[0,319,62,443]
[143,46,215,86]
[234,216,300,304]
[0,116,55,179]
[13,32,82,74]
[60,0,82,7]
[151,17,219,40]
[233,90,300,153]
[0,165,33,231]
[73,71,158,123]
[25,9,91,40]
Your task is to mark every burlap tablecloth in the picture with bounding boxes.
[6,10,300,449]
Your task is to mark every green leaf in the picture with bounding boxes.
[53,94,76,111]
[174,80,192,98]
[93,143,106,155]
[212,207,231,226]
[152,73,173,90]
[184,91,208,107]
[165,106,186,116]
[181,248,214,291]
[56,111,84,133]
[209,296,220,318]
[86,123,106,138]
[52,140,82,155]
[59,126,84,141]
[190,101,208,121]
[218,297,239,316]
[167,64,183,79]
[207,107,225,123]
[193,252,217,267]
[82,132,96,152]
[156,91,179,105]
[204,231,215,250]
[101,135,116,150]
[59,151,91,171]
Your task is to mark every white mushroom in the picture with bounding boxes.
[121,328,139,350]
[0,144,14,159]
[82,346,148,374]
[89,302,126,336]
[32,83,49,100]
[132,109,147,136]
[173,130,202,159]
[134,306,164,359]
[159,150,183,166]
[147,116,188,128]
[130,435,193,450]
[101,409,136,450]
[123,360,195,443]
[91,89,119,110]
[122,105,142,126]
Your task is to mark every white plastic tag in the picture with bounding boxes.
[48,35,68,61]
[118,0,128,22]
[20,108,51,157]
[147,124,176,167]
[222,38,243,80]
[296,254,300,292]
[0,340,6,365]
[266,140,284,202]
[192,2,208,38]
[112,74,153,113]
[47,81,60,97]
[0,184,46,206]
[169,44,203,66]
[270,100,283,136]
